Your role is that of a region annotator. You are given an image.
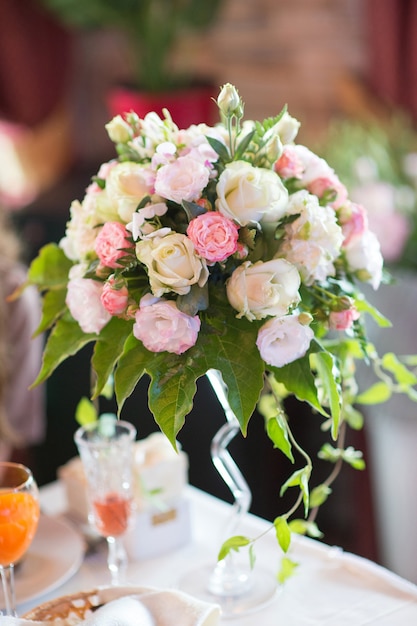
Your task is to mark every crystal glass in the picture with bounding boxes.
[0,462,40,616]
[74,417,137,585]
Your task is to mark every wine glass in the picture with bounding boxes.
[0,462,40,616]
[74,416,137,585]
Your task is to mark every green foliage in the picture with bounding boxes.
[75,397,98,426]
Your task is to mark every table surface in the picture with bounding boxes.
[13,482,417,624]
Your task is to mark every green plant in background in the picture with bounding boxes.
[316,113,417,271]
[39,0,223,92]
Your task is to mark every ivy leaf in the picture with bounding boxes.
[289,519,323,538]
[355,297,392,328]
[356,382,392,405]
[277,557,299,584]
[314,351,341,440]
[381,352,417,386]
[217,535,251,561]
[342,446,366,470]
[274,516,292,553]
[272,354,327,416]
[309,484,332,508]
[75,397,98,426]
[280,466,311,514]
[266,413,294,462]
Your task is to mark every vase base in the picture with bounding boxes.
[178,562,279,619]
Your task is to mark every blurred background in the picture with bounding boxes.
[1,0,417,585]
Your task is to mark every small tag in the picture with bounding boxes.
[151,508,177,526]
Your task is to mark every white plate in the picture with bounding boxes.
[0,515,85,607]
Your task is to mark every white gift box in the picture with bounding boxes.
[124,497,192,561]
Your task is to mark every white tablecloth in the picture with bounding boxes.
[15,482,417,624]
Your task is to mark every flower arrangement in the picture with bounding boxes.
[23,84,417,579]
[316,113,417,270]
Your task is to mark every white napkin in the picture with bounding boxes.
[1,587,220,626]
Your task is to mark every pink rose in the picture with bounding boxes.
[66,277,111,334]
[274,146,304,179]
[94,221,133,268]
[186,212,239,263]
[329,306,360,331]
[154,155,210,204]
[307,175,348,209]
[100,278,129,315]
[256,315,313,368]
[339,202,368,247]
[133,294,200,355]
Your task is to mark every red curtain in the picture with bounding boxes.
[0,0,72,127]
[366,0,417,120]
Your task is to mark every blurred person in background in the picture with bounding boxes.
[0,207,45,465]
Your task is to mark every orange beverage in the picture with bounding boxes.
[93,492,131,537]
[0,491,40,566]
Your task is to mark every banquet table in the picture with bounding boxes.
[12,480,417,624]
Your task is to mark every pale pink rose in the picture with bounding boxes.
[274,145,304,179]
[339,202,368,247]
[256,315,314,368]
[306,175,348,209]
[187,212,239,263]
[66,277,111,334]
[133,295,200,354]
[154,155,210,204]
[100,278,129,315]
[329,306,360,331]
[94,221,133,268]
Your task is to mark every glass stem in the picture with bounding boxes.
[106,536,127,585]
[1,564,16,616]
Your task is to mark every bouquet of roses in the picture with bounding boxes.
[23,84,417,576]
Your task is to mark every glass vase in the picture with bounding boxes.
[179,369,277,618]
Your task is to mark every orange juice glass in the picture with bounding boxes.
[0,462,39,616]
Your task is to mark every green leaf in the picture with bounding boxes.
[314,351,341,440]
[277,557,299,584]
[28,243,73,290]
[342,446,366,470]
[274,516,292,553]
[31,316,96,387]
[206,135,230,162]
[35,288,68,335]
[75,397,98,426]
[309,484,332,508]
[92,318,134,398]
[280,466,311,514]
[356,382,392,405]
[355,297,392,327]
[272,354,327,416]
[266,414,294,462]
[381,352,417,386]
[217,535,251,561]
[289,519,323,538]
[318,443,342,464]
[234,130,255,160]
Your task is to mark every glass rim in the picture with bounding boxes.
[74,419,137,447]
[0,461,34,490]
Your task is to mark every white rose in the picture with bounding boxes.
[256,315,314,368]
[105,115,133,143]
[344,229,383,290]
[226,259,301,321]
[275,112,301,144]
[215,161,288,226]
[136,231,209,296]
[277,190,344,285]
[106,162,154,223]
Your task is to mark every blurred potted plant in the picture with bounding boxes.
[39,0,224,126]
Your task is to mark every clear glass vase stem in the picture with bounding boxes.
[106,535,127,585]
[0,564,16,616]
